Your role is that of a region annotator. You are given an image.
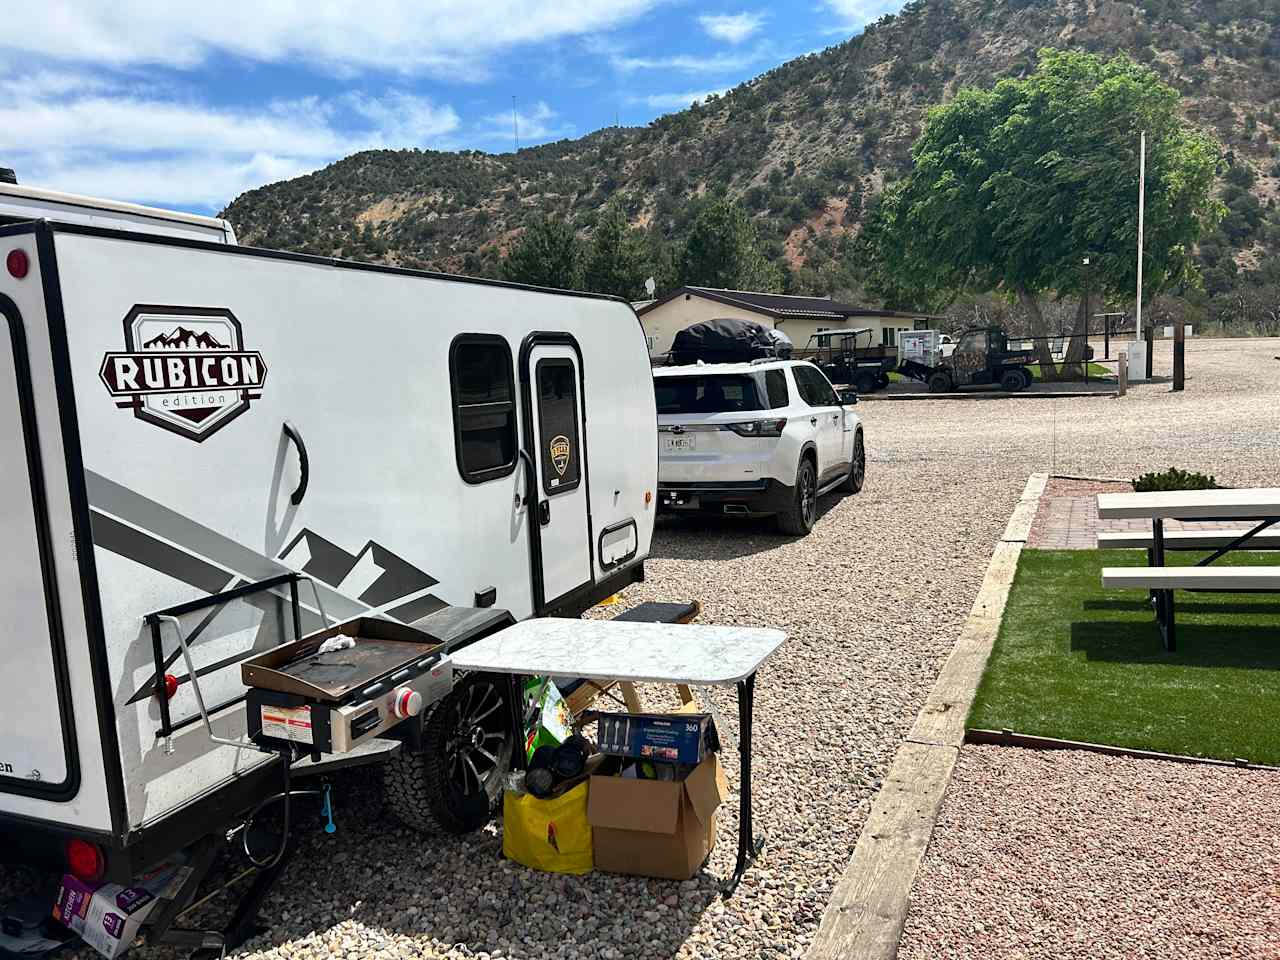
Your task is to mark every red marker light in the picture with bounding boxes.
[66,839,105,882]
[162,674,179,700]
[6,249,29,279]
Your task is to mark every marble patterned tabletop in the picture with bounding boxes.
[449,617,787,685]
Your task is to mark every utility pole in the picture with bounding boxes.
[1135,131,1146,343]
[512,96,519,153]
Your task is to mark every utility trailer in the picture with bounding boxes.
[0,219,656,949]
[802,328,897,393]
[897,327,1037,393]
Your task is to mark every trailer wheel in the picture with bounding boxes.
[382,673,512,835]
[876,373,890,389]
[1017,368,1034,390]
[927,372,952,394]
[839,431,866,494]
[854,371,877,394]
[776,456,817,535]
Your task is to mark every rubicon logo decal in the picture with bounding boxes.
[99,305,267,442]
[549,435,571,476]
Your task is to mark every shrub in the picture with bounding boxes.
[1132,468,1219,492]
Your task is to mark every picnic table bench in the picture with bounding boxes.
[1097,488,1280,651]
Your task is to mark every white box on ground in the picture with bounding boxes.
[1126,340,1148,381]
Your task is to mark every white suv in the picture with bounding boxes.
[654,359,866,535]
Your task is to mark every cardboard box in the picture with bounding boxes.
[53,860,189,959]
[596,712,718,765]
[587,754,728,880]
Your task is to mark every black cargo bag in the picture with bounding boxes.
[668,317,779,365]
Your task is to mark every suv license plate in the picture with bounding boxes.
[663,435,695,452]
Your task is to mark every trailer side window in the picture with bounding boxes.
[449,335,517,483]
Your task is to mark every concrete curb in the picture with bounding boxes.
[805,473,1046,960]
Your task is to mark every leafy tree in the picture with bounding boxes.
[499,217,582,290]
[862,49,1222,375]
[580,201,653,300]
[677,198,782,292]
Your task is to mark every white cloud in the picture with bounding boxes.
[0,73,462,210]
[628,88,729,110]
[14,1,664,78]
[822,0,908,30]
[474,101,573,147]
[698,12,766,44]
[610,49,762,74]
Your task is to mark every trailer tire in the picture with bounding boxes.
[1000,369,1023,391]
[854,371,877,394]
[876,373,890,389]
[382,673,512,835]
[839,431,865,494]
[927,372,952,394]
[776,456,817,535]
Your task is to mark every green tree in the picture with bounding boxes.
[580,201,653,300]
[677,198,782,292]
[499,216,582,290]
[862,49,1222,375]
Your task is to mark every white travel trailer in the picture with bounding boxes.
[0,175,238,245]
[0,219,657,926]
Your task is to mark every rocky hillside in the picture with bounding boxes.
[222,0,1280,298]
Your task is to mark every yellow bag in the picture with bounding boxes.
[502,781,594,875]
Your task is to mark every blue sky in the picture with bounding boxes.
[6,1,906,214]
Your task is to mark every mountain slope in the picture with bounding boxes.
[222,0,1280,297]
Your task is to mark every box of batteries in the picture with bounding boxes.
[595,712,719,765]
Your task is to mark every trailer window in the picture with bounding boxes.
[536,358,581,495]
[450,336,517,483]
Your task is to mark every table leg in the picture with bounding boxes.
[1151,519,1175,652]
[724,671,765,897]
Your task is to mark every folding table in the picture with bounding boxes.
[449,617,787,894]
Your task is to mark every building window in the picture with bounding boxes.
[449,335,517,483]
[882,327,896,346]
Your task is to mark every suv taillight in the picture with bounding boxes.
[726,418,786,438]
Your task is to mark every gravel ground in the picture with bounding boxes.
[6,337,1278,960]
[897,746,1280,960]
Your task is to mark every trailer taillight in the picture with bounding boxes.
[66,839,105,883]
[6,249,29,279]
[162,674,179,700]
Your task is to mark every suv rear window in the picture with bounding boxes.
[655,375,764,414]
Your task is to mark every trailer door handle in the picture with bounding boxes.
[282,421,309,506]
[538,500,551,526]
[809,416,818,425]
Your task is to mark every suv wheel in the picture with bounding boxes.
[854,371,877,394]
[928,372,952,393]
[777,457,817,535]
[839,432,866,493]
[1000,369,1024,391]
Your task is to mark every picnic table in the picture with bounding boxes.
[1097,488,1280,650]
[450,616,787,894]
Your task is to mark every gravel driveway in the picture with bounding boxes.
[9,337,1278,960]
[897,746,1280,960]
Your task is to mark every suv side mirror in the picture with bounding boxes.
[838,388,859,405]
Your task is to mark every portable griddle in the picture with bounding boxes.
[243,617,453,755]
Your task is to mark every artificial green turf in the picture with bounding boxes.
[1028,361,1112,380]
[968,549,1280,765]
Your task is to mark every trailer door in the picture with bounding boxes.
[0,298,75,797]
[524,342,592,609]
